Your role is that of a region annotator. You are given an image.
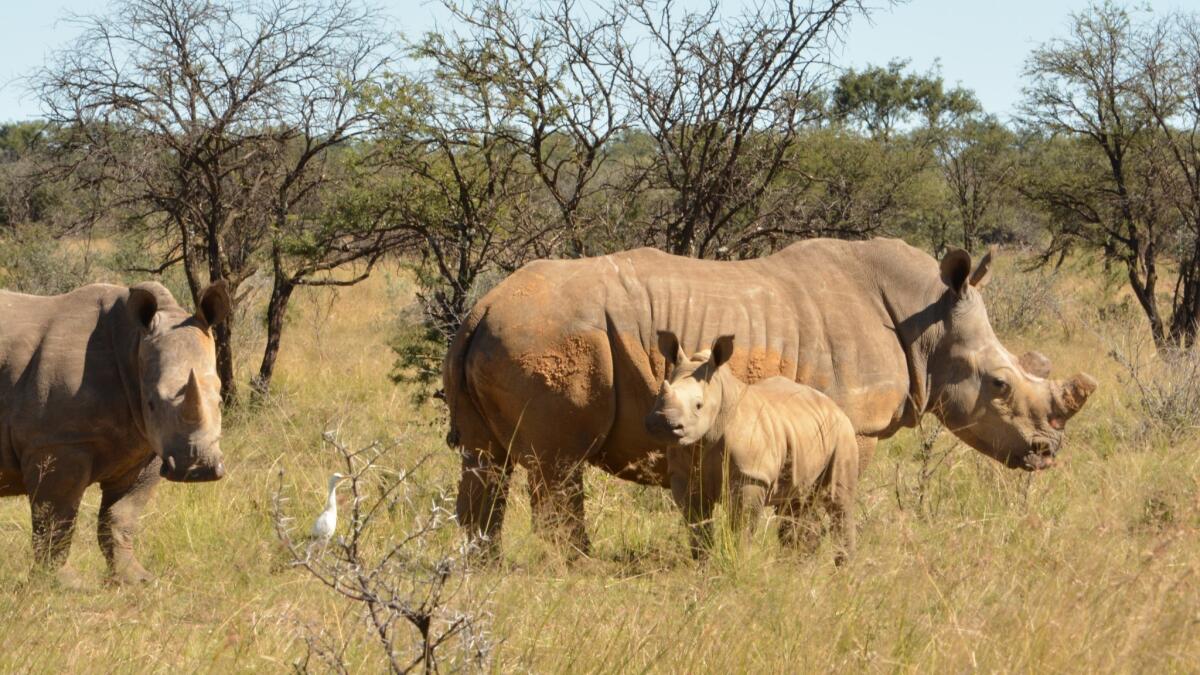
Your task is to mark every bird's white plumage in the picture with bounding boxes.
[310,473,346,542]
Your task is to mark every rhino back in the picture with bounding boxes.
[0,285,145,483]
[594,242,914,434]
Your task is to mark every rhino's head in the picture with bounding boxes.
[929,249,1097,471]
[644,331,736,446]
[126,282,231,482]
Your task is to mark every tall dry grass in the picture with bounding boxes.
[0,248,1197,672]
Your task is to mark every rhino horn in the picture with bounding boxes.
[1051,373,1098,427]
[182,369,205,424]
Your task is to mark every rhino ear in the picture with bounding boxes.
[127,287,159,333]
[709,334,735,370]
[1018,351,1052,379]
[196,281,231,329]
[657,331,684,371]
[940,248,973,298]
[969,248,994,289]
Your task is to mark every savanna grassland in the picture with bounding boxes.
[1,249,1198,673]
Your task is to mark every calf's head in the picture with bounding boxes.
[645,332,736,446]
[126,282,231,482]
[930,249,1097,471]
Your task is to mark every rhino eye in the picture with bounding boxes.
[991,377,1009,393]
[694,401,703,410]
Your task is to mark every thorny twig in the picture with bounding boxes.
[273,430,494,674]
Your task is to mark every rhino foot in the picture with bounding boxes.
[109,561,155,586]
[31,564,86,591]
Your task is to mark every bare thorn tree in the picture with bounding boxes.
[273,431,493,673]
[611,0,869,258]
[36,0,396,402]
[437,0,632,257]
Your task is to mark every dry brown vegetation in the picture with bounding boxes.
[1,246,1197,672]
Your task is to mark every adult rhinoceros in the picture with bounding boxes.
[443,238,1097,554]
[0,281,229,584]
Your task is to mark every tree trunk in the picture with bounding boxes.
[1168,245,1200,350]
[213,316,238,404]
[254,272,295,396]
[1127,257,1166,349]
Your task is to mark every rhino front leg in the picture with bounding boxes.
[827,441,859,566]
[24,451,92,586]
[98,456,161,584]
[855,436,878,477]
[668,469,706,559]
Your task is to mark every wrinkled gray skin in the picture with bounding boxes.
[0,281,229,584]
[647,332,860,563]
[444,239,1098,556]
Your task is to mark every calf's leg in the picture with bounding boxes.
[776,492,821,553]
[98,456,160,584]
[682,491,715,560]
[728,476,769,545]
[668,466,715,559]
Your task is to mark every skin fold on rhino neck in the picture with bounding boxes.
[108,298,156,453]
[872,261,953,430]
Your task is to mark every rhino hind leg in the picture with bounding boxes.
[98,456,161,584]
[24,451,92,585]
[456,449,513,561]
[526,454,591,556]
[465,326,615,558]
[775,492,822,554]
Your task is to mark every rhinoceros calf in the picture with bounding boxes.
[444,238,1097,556]
[0,281,229,584]
[647,332,858,562]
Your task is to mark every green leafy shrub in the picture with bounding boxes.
[0,226,93,294]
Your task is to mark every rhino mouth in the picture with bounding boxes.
[160,453,226,482]
[1019,439,1058,471]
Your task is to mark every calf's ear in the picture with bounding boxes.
[197,281,231,328]
[709,334,735,370]
[657,331,684,370]
[127,287,159,333]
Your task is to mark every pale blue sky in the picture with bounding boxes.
[0,0,1191,123]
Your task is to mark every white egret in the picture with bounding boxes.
[310,472,347,544]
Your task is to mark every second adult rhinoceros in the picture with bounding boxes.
[443,238,1097,554]
[0,281,229,584]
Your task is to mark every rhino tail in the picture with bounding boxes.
[442,305,495,453]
